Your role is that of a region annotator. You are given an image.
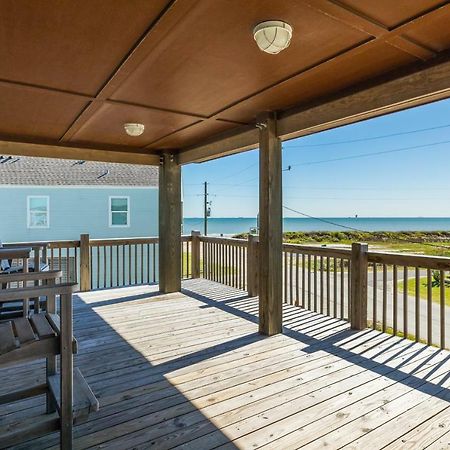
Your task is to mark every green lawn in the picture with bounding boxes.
[398,277,450,306]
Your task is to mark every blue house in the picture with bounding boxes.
[0,155,159,243]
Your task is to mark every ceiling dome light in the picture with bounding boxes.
[124,123,145,136]
[253,20,293,54]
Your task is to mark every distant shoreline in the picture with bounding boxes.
[183,217,450,236]
[232,230,450,257]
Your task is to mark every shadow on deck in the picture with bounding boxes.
[1,279,450,449]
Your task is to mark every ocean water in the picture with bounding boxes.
[183,217,450,236]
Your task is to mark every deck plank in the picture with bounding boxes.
[3,279,450,450]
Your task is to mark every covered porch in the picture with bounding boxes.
[2,279,450,449]
[1,1,450,448]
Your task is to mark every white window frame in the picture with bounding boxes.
[109,196,130,228]
[27,195,50,229]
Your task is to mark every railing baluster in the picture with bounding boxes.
[109,245,113,287]
[134,244,138,285]
[333,257,337,318]
[187,240,191,278]
[415,267,420,342]
[373,264,377,330]
[320,256,324,313]
[211,242,215,282]
[89,246,93,289]
[205,242,209,280]
[308,255,312,310]
[289,252,294,305]
[122,244,125,285]
[302,254,306,308]
[440,269,445,349]
[103,246,107,288]
[243,246,246,290]
[283,251,287,303]
[140,244,144,283]
[74,246,78,284]
[146,244,150,284]
[96,246,100,289]
[222,244,225,285]
[393,264,398,335]
[153,243,156,283]
[237,245,240,289]
[403,266,408,339]
[116,245,120,287]
[295,253,299,306]
[313,255,318,312]
[227,246,234,286]
[214,242,216,282]
[58,247,62,279]
[347,260,351,320]
[217,242,220,283]
[382,264,387,333]
[427,268,432,346]
[326,256,330,315]
[340,258,344,319]
[181,241,185,280]
[235,245,239,289]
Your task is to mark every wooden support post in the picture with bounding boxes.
[60,292,73,449]
[247,234,259,297]
[258,113,283,336]
[159,153,182,293]
[46,277,57,413]
[191,231,201,278]
[79,234,91,292]
[22,257,29,317]
[33,246,41,313]
[350,242,369,330]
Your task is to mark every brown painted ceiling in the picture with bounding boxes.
[0,0,449,155]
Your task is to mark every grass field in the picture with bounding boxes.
[398,277,450,306]
[235,231,450,257]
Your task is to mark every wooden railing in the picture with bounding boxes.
[47,240,80,284]
[282,244,352,321]
[5,233,450,349]
[86,235,192,290]
[366,250,450,349]
[200,236,248,290]
[4,234,193,292]
[195,236,450,350]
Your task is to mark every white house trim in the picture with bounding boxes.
[109,196,130,228]
[27,195,50,229]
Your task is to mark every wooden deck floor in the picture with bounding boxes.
[2,279,450,449]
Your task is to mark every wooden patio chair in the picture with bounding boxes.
[0,273,99,449]
[0,242,50,275]
[0,245,50,317]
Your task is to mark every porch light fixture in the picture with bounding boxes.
[253,20,293,54]
[124,123,145,136]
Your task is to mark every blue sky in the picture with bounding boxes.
[182,98,450,218]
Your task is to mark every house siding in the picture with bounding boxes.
[0,186,158,242]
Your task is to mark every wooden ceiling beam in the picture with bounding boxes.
[0,140,160,166]
[60,0,200,142]
[302,0,437,60]
[206,3,447,125]
[178,126,259,164]
[179,53,450,164]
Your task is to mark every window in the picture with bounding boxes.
[109,196,130,227]
[27,196,49,228]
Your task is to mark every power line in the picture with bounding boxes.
[285,124,450,148]
[282,205,450,250]
[212,162,258,183]
[289,139,450,167]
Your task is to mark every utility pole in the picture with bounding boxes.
[204,181,208,236]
